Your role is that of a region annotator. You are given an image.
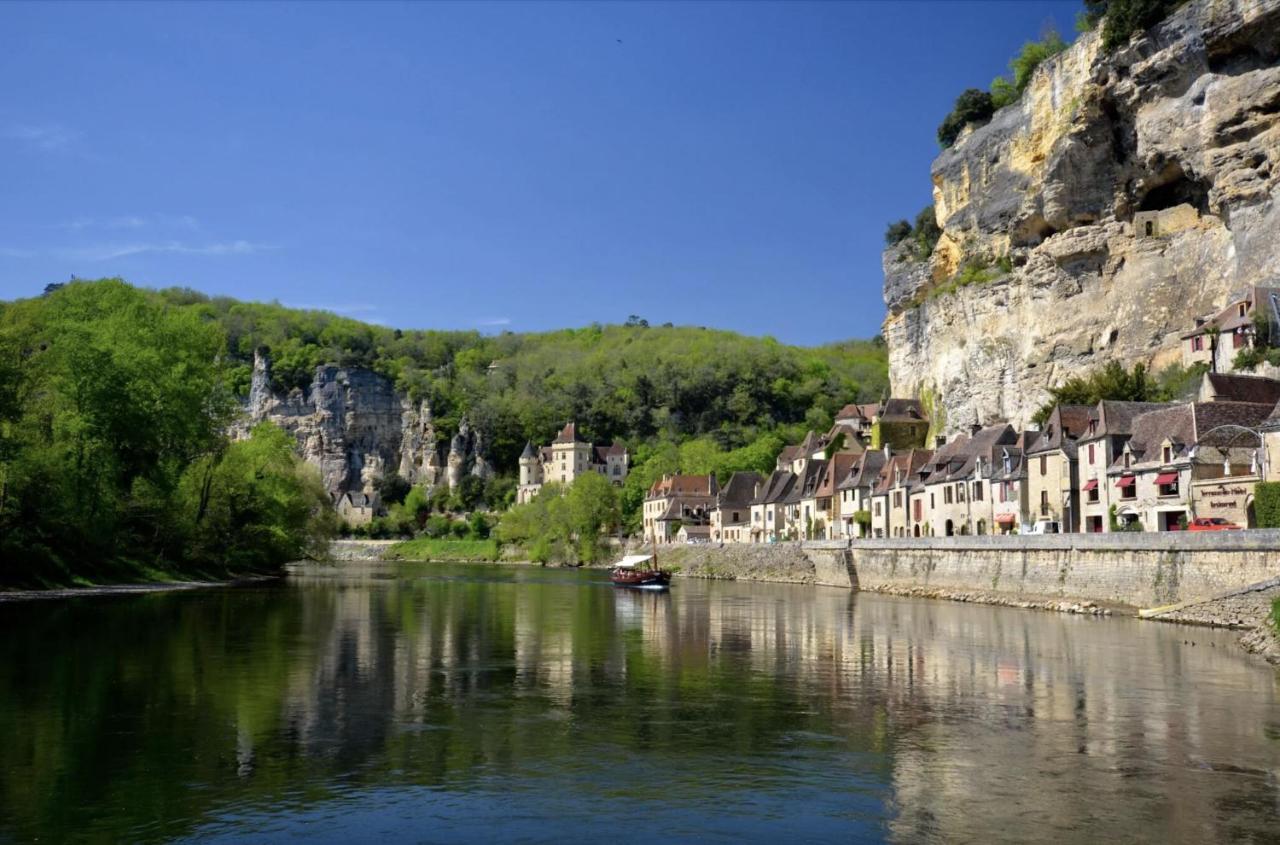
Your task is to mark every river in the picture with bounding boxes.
[0,562,1277,843]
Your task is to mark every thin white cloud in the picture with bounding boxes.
[60,240,276,261]
[58,214,202,232]
[4,123,79,152]
[476,317,511,327]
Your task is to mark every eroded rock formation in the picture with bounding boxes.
[242,348,486,500]
[883,0,1280,435]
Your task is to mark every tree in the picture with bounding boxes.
[1032,361,1156,424]
[937,89,994,149]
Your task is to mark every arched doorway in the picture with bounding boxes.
[1247,496,1257,529]
[945,519,954,537]
[977,519,986,535]
[913,525,920,537]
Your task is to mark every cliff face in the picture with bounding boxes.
[883,0,1280,435]
[243,349,490,501]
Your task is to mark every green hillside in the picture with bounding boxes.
[156,286,889,472]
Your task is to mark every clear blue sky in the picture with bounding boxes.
[0,0,1079,344]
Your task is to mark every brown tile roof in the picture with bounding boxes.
[1026,404,1093,454]
[874,449,933,495]
[878,398,928,423]
[786,459,827,504]
[754,469,796,505]
[1206,373,1280,406]
[1182,287,1280,337]
[1080,400,1178,442]
[647,474,718,499]
[815,452,857,497]
[553,421,586,444]
[718,472,764,509]
[838,449,888,491]
[835,402,880,421]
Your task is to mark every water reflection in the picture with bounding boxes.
[0,563,1277,843]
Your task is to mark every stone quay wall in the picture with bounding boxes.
[659,532,1280,610]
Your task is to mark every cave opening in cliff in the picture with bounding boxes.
[1136,164,1210,215]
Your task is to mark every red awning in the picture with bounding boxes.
[995,514,1016,525]
[1116,475,1136,489]
[1082,479,1098,492]
[1154,472,1179,485]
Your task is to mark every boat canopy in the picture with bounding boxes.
[613,555,653,569]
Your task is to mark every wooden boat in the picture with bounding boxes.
[610,554,671,590]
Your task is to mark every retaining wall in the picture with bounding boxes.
[661,532,1280,608]
[846,532,1280,608]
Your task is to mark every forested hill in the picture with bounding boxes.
[154,284,889,471]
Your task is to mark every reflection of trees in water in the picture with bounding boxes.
[0,570,1278,843]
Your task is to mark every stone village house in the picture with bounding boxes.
[1181,286,1280,375]
[1023,405,1093,533]
[644,474,719,544]
[835,449,888,539]
[710,472,763,543]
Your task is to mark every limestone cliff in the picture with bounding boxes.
[883,0,1280,435]
[242,349,490,502]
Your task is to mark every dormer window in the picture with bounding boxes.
[1239,303,1247,318]
[1162,445,1171,464]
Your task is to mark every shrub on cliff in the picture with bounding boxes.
[991,31,1068,108]
[937,88,995,148]
[884,220,912,246]
[1090,0,1185,51]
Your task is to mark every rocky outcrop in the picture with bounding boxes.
[884,0,1280,435]
[241,349,487,501]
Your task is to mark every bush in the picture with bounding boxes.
[1255,482,1280,529]
[1097,0,1184,51]
[885,220,912,246]
[937,88,994,149]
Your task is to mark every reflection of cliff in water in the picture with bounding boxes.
[0,565,1277,843]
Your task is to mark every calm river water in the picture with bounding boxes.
[1,562,1279,843]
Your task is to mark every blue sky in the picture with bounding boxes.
[0,0,1079,344]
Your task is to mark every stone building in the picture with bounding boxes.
[516,422,628,505]
[643,474,718,544]
[710,472,763,543]
[750,470,796,543]
[1077,401,1177,533]
[1181,286,1280,374]
[1023,405,1093,532]
[835,449,888,539]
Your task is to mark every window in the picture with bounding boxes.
[1145,221,1154,237]
[1159,479,1179,497]
[944,487,953,505]
[999,482,1007,503]
[973,481,983,501]
[1039,455,1047,476]
[1040,490,1049,516]
[1162,445,1171,463]
[1240,303,1247,318]
[1234,331,1246,349]
[1088,443,1095,464]
[1088,486,1099,504]
[893,491,902,508]
[1192,336,1203,352]
[873,502,881,517]
[957,483,966,502]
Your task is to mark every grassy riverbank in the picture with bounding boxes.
[384,538,501,562]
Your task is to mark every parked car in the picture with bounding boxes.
[1025,520,1060,535]
[1187,517,1242,531]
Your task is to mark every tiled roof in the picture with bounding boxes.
[878,398,928,423]
[647,474,718,499]
[1193,401,1274,446]
[718,472,764,508]
[786,459,827,504]
[753,469,796,505]
[552,421,586,444]
[1026,404,1093,454]
[835,402,880,421]
[1205,373,1280,406]
[1080,400,1178,442]
[838,449,888,491]
[815,452,857,497]
[520,441,536,460]
[1183,287,1280,338]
